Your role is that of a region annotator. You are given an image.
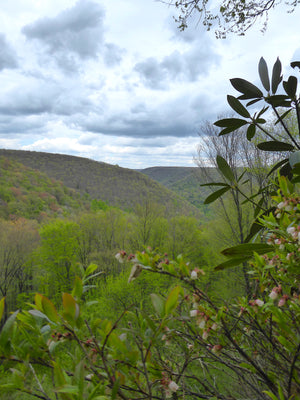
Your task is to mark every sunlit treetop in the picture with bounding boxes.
[159,0,299,38]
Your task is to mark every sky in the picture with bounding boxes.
[0,0,300,169]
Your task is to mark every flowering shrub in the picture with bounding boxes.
[0,175,299,400]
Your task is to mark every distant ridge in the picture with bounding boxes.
[0,149,200,215]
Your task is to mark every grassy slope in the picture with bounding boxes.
[0,150,200,216]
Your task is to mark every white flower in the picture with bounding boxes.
[128,264,142,283]
[211,322,218,331]
[168,381,179,392]
[269,290,278,300]
[115,252,124,263]
[287,226,296,236]
[190,309,198,317]
[254,299,264,307]
[199,320,206,329]
[190,270,198,279]
[277,202,285,209]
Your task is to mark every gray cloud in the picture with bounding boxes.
[134,38,220,88]
[21,0,118,72]
[135,57,168,89]
[0,34,18,70]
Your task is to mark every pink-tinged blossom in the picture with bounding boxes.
[199,320,206,329]
[190,309,198,317]
[211,322,218,331]
[278,295,289,307]
[202,330,209,340]
[168,381,179,392]
[212,344,223,353]
[254,299,264,307]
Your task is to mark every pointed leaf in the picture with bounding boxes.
[165,286,182,316]
[267,159,289,177]
[41,296,58,323]
[216,155,235,181]
[215,257,250,271]
[258,57,270,91]
[257,141,294,152]
[230,78,263,98]
[204,186,231,204]
[272,57,282,94]
[201,182,229,187]
[227,95,250,118]
[85,263,98,276]
[247,124,256,140]
[72,276,83,300]
[150,293,165,317]
[214,118,248,129]
[221,243,274,258]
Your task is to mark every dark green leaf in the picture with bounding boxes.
[267,159,289,177]
[280,162,293,179]
[246,98,262,106]
[204,186,231,204]
[257,141,294,152]
[283,76,297,98]
[227,95,250,118]
[272,57,282,94]
[247,124,256,140]
[216,155,235,181]
[265,95,291,107]
[214,118,248,128]
[221,243,274,258]
[230,78,263,98]
[291,61,300,70]
[165,286,181,316]
[258,57,270,92]
[200,182,229,187]
[215,257,250,271]
[244,207,276,243]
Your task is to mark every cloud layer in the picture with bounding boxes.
[0,0,299,168]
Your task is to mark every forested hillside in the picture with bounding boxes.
[0,149,200,216]
[139,166,217,210]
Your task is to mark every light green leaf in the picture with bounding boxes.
[72,276,83,300]
[150,293,165,317]
[41,296,58,323]
[165,286,181,316]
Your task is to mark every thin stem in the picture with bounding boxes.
[29,363,52,400]
[272,106,300,149]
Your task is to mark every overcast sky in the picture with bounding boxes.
[0,0,300,169]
